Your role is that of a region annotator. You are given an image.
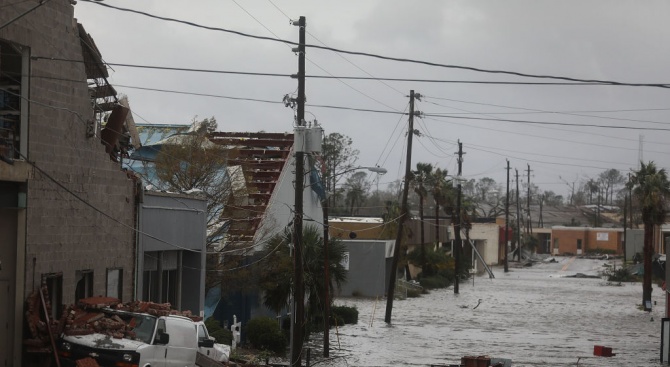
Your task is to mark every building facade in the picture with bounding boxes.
[137,191,207,316]
[550,227,623,255]
[1,2,136,365]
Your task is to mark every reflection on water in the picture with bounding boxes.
[305,258,664,367]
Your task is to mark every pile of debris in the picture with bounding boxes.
[24,286,61,353]
[61,296,201,339]
[24,290,202,349]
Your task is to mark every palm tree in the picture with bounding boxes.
[411,163,433,267]
[430,168,450,244]
[258,225,348,324]
[585,179,599,204]
[628,161,670,310]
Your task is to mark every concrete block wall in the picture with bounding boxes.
[1,0,136,304]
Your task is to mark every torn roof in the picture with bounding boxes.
[209,132,294,245]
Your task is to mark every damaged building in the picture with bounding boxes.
[0,1,137,365]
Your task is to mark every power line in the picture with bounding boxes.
[377,110,409,169]
[16,150,209,253]
[424,96,670,114]
[115,84,285,105]
[77,0,670,89]
[420,116,642,154]
[228,1,401,114]
[0,0,52,30]
[424,113,670,131]
[29,55,670,87]
[423,133,640,167]
[30,56,292,77]
[421,98,670,146]
[423,95,670,126]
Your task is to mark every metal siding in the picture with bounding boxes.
[140,194,207,252]
[338,241,387,297]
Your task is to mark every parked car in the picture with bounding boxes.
[196,321,231,363]
[58,309,213,367]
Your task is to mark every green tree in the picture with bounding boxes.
[257,226,348,326]
[627,161,670,310]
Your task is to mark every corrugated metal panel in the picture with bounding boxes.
[162,251,178,270]
[144,253,158,271]
[140,193,207,252]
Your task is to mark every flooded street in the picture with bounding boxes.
[314,257,665,366]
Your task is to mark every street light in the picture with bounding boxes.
[322,166,386,357]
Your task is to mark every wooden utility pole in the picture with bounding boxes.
[504,160,510,273]
[515,169,521,261]
[595,186,603,228]
[623,194,627,261]
[454,141,464,294]
[526,164,532,235]
[385,90,419,324]
[322,197,330,357]
[290,15,306,367]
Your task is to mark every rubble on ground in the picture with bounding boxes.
[62,297,201,339]
[24,289,201,350]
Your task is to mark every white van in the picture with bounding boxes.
[59,311,213,367]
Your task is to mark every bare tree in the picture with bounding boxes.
[152,119,236,291]
[322,133,359,208]
[344,171,371,215]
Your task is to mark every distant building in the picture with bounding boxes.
[549,227,623,255]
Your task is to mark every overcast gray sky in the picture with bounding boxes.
[72,1,670,199]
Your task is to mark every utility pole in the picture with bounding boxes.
[559,175,576,206]
[515,169,521,261]
[322,197,330,357]
[454,141,464,294]
[526,164,532,235]
[290,15,306,367]
[623,193,627,261]
[504,160,510,273]
[385,90,419,324]
[537,194,544,228]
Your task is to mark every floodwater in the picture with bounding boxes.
[304,257,666,366]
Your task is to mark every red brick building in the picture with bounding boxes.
[550,227,623,255]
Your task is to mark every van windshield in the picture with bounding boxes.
[128,314,157,344]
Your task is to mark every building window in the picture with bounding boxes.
[0,40,24,163]
[75,270,94,301]
[577,239,583,250]
[106,268,123,301]
[143,252,159,302]
[161,251,179,307]
[42,273,63,321]
[142,251,181,308]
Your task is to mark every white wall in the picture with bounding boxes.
[255,152,324,245]
[468,223,500,266]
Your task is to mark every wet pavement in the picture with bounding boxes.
[310,257,665,366]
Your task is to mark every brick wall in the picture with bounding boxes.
[1,0,136,304]
[586,230,622,254]
[552,227,623,255]
[552,228,588,255]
